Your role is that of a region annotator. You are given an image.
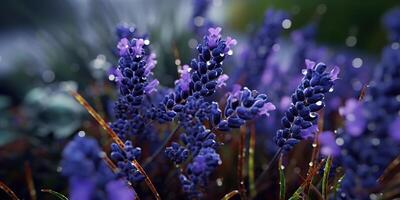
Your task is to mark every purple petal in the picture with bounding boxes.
[259,102,276,116]
[305,59,316,69]
[216,74,229,88]
[144,80,159,94]
[329,66,340,81]
[117,38,130,55]
[389,117,400,141]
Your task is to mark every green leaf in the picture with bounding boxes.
[322,156,333,199]
[288,186,303,200]
[41,189,69,200]
[333,175,345,200]
[279,155,286,200]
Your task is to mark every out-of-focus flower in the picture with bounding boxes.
[319,131,340,157]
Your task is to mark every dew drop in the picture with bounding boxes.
[309,112,317,118]
[302,69,308,75]
[216,178,223,186]
[312,143,317,147]
[280,165,285,170]
[144,39,150,45]
[227,50,233,56]
[329,88,334,92]
[219,53,225,57]
[315,101,322,106]
[308,162,313,167]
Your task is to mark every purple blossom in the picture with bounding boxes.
[69,177,95,200]
[144,80,160,94]
[259,102,276,117]
[175,65,192,91]
[305,59,316,69]
[117,38,130,55]
[329,66,340,81]
[106,180,136,200]
[319,131,340,157]
[389,117,400,141]
[144,53,157,76]
[216,74,229,88]
[339,99,366,137]
[206,27,222,48]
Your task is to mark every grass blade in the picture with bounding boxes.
[41,189,68,200]
[333,175,345,200]
[70,91,161,199]
[248,122,256,198]
[238,125,247,199]
[0,181,19,200]
[321,156,332,199]
[221,190,240,200]
[279,154,286,200]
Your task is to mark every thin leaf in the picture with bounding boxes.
[322,156,333,199]
[248,122,256,198]
[0,181,19,200]
[288,187,303,200]
[279,155,286,200]
[333,175,345,200]
[41,189,68,200]
[70,91,161,199]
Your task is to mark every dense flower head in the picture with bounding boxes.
[274,60,339,152]
[153,27,236,124]
[338,45,400,199]
[110,142,145,183]
[237,9,288,89]
[60,134,135,200]
[214,87,275,130]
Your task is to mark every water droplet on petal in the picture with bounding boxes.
[315,101,322,106]
[302,69,308,75]
[329,88,334,92]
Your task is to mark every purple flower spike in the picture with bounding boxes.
[319,131,340,157]
[389,117,400,141]
[339,99,366,137]
[305,59,316,69]
[117,38,130,55]
[259,102,276,117]
[206,27,222,48]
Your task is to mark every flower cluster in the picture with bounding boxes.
[338,45,400,199]
[109,32,159,186]
[274,60,339,151]
[235,9,288,89]
[61,134,134,200]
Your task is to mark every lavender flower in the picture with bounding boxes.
[338,45,400,199]
[235,9,288,89]
[61,134,134,200]
[274,60,339,152]
[318,131,340,157]
[214,87,275,130]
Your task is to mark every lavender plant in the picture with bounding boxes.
[274,60,339,152]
